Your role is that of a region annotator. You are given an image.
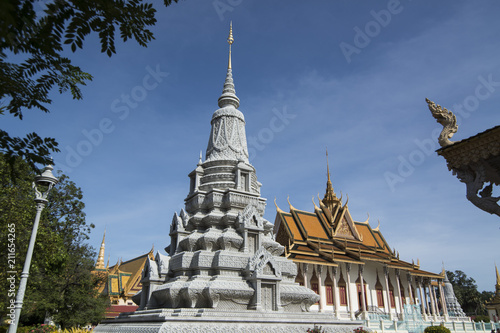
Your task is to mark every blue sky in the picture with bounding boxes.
[4,0,500,292]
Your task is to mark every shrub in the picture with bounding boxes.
[424,325,451,333]
[473,315,490,323]
[354,327,370,333]
[16,324,57,333]
[60,328,94,333]
[307,325,326,333]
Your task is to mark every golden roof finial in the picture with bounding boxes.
[322,148,339,211]
[287,195,296,211]
[361,212,370,225]
[326,148,331,183]
[274,197,284,213]
[96,229,106,270]
[227,21,234,70]
[312,196,320,210]
[496,263,500,286]
[343,193,349,207]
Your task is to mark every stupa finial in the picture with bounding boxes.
[218,21,240,109]
[227,21,234,70]
[322,148,339,211]
[326,148,331,183]
[96,229,106,270]
[496,263,500,286]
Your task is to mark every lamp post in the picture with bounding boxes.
[8,165,58,333]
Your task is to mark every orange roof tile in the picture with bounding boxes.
[295,211,329,239]
[372,230,391,253]
[354,223,381,248]
[283,214,303,241]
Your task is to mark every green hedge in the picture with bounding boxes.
[424,325,451,333]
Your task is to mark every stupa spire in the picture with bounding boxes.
[96,229,106,270]
[217,22,240,109]
[496,264,500,286]
[227,21,234,70]
[206,22,248,163]
[322,149,339,211]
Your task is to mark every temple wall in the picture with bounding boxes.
[294,261,455,322]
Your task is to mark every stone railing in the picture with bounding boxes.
[366,319,500,333]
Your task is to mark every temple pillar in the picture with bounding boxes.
[346,263,355,320]
[418,279,428,321]
[423,282,430,317]
[359,264,367,316]
[318,265,326,312]
[396,269,404,320]
[332,266,340,319]
[428,281,437,320]
[432,282,440,319]
[407,273,414,305]
[384,266,394,320]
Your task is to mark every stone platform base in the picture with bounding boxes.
[94,308,362,333]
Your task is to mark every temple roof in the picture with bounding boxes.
[274,158,442,279]
[275,203,441,278]
[437,125,500,180]
[95,248,155,298]
[486,264,500,307]
[108,249,154,297]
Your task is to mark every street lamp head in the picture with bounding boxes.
[35,164,58,188]
[33,164,59,203]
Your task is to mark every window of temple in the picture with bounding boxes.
[388,279,396,308]
[325,272,334,305]
[375,275,384,308]
[400,280,406,304]
[311,271,319,304]
[261,283,277,311]
[312,283,319,295]
[338,272,347,306]
[377,289,385,308]
[248,232,258,254]
[241,172,249,191]
[326,285,334,305]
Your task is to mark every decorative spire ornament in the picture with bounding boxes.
[217,22,240,109]
[496,264,500,287]
[227,21,234,70]
[96,230,106,270]
[322,148,340,212]
[207,21,247,162]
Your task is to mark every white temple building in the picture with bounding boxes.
[273,157,468,323]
